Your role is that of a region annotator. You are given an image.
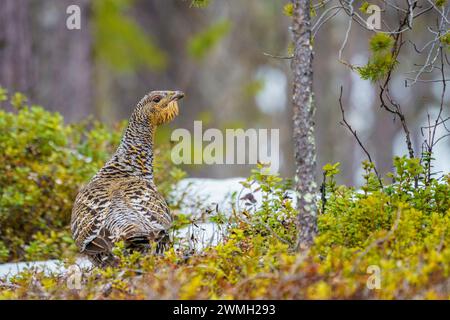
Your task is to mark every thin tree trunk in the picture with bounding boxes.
[291,0,318,249]
[0,0,92,120]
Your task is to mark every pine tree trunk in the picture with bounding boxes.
[291,0,318,249]
[0,0,92,121]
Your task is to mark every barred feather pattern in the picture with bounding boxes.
[71,91,181,267]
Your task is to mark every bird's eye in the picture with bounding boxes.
[152,96,162,103]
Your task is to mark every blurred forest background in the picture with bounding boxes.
[0,0,448,185]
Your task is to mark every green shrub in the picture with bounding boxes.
[239,164,297,246]
[1,157,448,299]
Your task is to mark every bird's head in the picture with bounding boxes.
[136,90,184,126]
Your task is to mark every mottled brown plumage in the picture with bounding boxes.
[71,90,184,266]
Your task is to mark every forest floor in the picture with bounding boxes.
[0,178,253,278]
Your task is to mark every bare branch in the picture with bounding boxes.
[338,86,383,186]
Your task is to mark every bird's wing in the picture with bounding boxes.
[71,177,172,253]
[107,177,172,239]
[71,180,113,253]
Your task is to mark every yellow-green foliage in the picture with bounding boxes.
[359,2,370,13]
[0,90,449,299]
[1,158,449,299]
[357,33,397,82]
[0,89,183,262]
[283,3,294,17]
[440,33,450,47]
[190,0,211,8]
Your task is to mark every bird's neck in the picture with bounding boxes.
[103,114,156,180]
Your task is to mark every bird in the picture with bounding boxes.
[71,90,184,267]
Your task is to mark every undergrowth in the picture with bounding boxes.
[0,89,449,299]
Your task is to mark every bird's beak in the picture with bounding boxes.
[171,91,185,101]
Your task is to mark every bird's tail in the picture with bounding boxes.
[124,229,169,254]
